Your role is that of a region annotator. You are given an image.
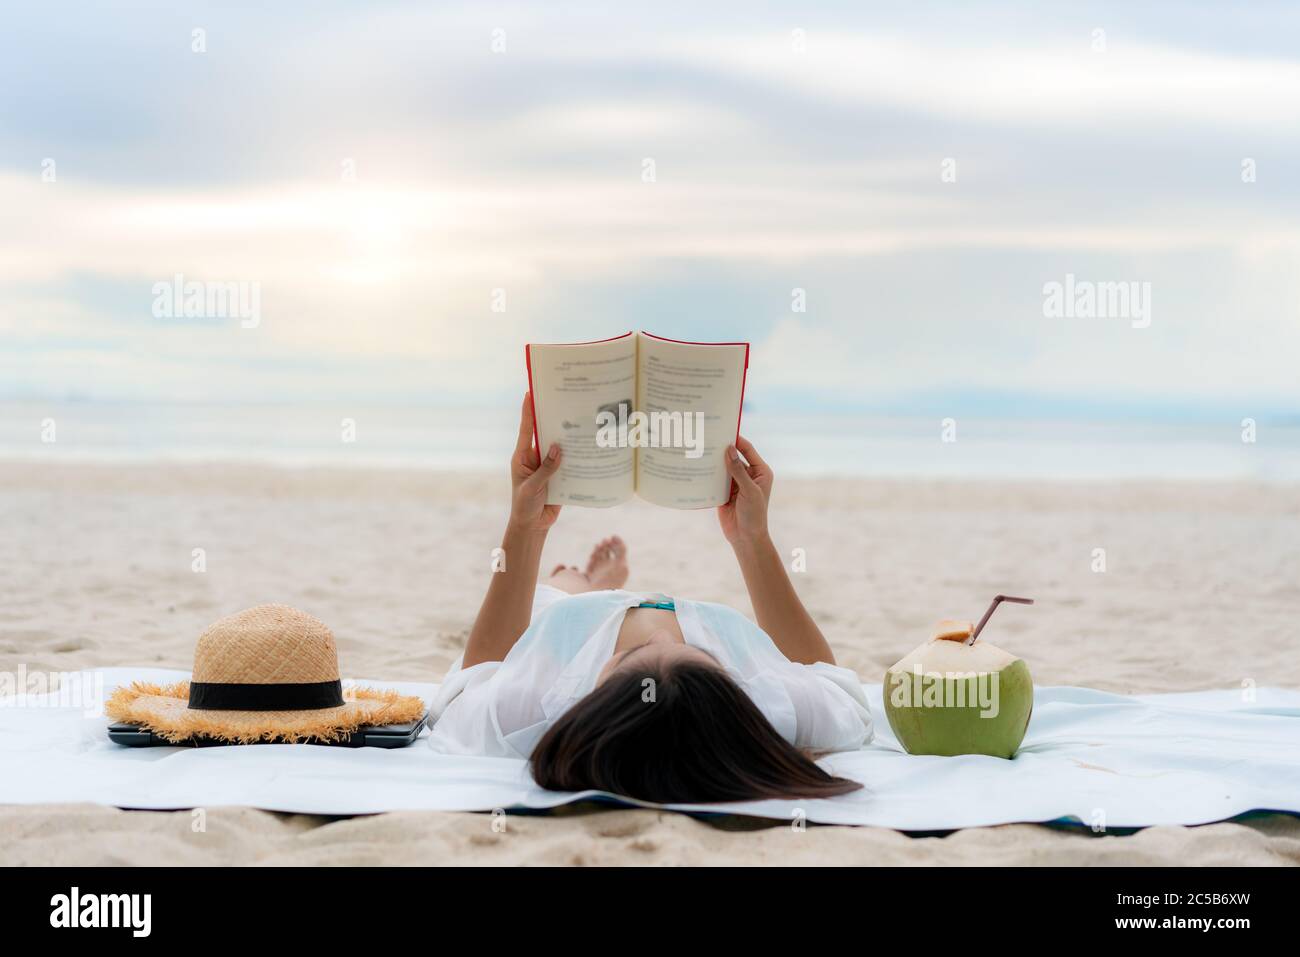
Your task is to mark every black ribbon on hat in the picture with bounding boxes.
[187,679,345,711]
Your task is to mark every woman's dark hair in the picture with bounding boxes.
[529,661,861,803]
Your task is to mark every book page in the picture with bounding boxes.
[634,332,748,509]
[527,334,637,507]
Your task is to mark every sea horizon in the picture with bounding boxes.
[3,399,1297,482]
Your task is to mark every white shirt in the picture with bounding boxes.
[428,586,873,758]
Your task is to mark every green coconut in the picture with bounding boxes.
[883,618,1033,759]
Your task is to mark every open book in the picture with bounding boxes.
[526,331,749,508]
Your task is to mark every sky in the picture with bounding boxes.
[2,1,1298,420]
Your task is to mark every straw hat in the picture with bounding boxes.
[106,604,425,744]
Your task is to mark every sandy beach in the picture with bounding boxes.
[2,461,1298,865]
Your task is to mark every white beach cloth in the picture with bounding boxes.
[2,667,1299,829]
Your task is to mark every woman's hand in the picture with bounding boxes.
[510,393,563,532]
[717,436,773,548]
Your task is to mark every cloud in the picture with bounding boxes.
[669,32,1300,132]
[2,3,1297,412]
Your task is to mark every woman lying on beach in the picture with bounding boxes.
[428,396,872,803]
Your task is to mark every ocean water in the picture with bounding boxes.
[2,401,1298,482]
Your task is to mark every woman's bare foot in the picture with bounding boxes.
[585,535,629,590]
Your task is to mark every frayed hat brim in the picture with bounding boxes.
[106,681,425,744]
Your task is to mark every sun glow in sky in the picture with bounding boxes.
[2,1,1298,418]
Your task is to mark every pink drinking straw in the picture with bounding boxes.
[967,595,1034,645]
